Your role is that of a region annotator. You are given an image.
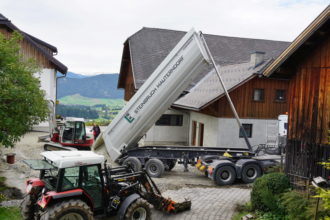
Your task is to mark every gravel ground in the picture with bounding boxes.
[0,132,44,193]
[0,132,252,220]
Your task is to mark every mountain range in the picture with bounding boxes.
[57,72,124,99]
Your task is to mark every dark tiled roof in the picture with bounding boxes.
[127,27,290,88]
[0,13,9,21]
[0,13,67,73]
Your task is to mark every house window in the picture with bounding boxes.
[275,89,286,101]
[253,89,264,101]
[239,124,253,138]
[155,114,183,126]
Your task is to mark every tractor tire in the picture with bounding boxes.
[124,198,151,220]
[40,199,93,220]
[123,157,142,172]
[214,166,236,186]
[145,158,165,177]
[241,163,261,183]
[21,194,35,220]
[168,160,176,171]
[165,159,177,171]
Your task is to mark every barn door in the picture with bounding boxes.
[191,121,197,146]
[198,123,204,146]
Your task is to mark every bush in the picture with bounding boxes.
[280,190,311,220]
[251,172,290,212]
[258,212,288,220]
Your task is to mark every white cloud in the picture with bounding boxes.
[0,0,328,74]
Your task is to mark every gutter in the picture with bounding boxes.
[55,72,67,113]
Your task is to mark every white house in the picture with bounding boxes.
[0,14,67,131]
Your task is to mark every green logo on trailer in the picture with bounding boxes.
[124,113,135,123]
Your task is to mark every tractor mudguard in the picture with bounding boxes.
[27,178,45,187]
[235,159,261,179]
[37,189,93,209]
[117,193,140,220]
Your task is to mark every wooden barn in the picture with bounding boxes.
[264,5,330,183]
[0,13,67,130]
[118,27,290,148]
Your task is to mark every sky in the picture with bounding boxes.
[0,0,329,75]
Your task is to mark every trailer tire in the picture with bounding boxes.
[123,157,142,172]
[145,159,165,177]
[214,166,236,185]
[124,198,151,220]
[40,199,93,220]
[241,163,261,183]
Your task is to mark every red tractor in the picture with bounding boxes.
[45,117,94,151]
[21,151,190,220]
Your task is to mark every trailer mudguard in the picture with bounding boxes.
[235,159,262,179]
[103,29,211,161]
[117,193,140,220]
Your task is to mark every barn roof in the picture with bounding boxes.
[173,59,272,110]
[0,13,67,74]
[118,27,290,89]
[263,5,330,77]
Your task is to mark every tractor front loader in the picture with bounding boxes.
[21,151,190,220]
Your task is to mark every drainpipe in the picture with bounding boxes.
[55,71,67,115]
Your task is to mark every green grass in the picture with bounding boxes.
[232,211,250,220]
[0,207,22,220]
[59,94,124,107]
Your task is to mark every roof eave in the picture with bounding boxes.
[171,103,200,111]
[0,19,67,74]
[263,5,330,77]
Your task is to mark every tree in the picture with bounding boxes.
[0,32,48,147]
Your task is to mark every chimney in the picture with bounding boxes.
[250,51,265,67]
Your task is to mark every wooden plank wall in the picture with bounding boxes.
[123,61,135,101]
[0,27,53,69]
[288,35,330,144]
[285,140,330,183]
[200,77,289,119]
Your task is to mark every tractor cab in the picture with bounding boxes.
[24,151,105,213]
[56,117,93,149]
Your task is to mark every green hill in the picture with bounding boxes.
[59,94,124,107]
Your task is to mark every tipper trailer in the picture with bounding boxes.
[98,28,278,185]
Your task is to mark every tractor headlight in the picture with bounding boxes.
[26,184,33,194]
[42,187,46,195]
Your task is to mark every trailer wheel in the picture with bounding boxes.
[124,198,151,220]
[145,159,165,177]
[123,157,142,172]
[214,166,236,185]
[40,199,93,220]
[241,164,261,183]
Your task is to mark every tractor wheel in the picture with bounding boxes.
[214,166,236,186]
[124,198,151,220]
[145,158,165,177]
[168,159,177,171]
[21,194,35,220]
[123,157,142,172]
[40,199,93,220]
[241,163,261,183]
